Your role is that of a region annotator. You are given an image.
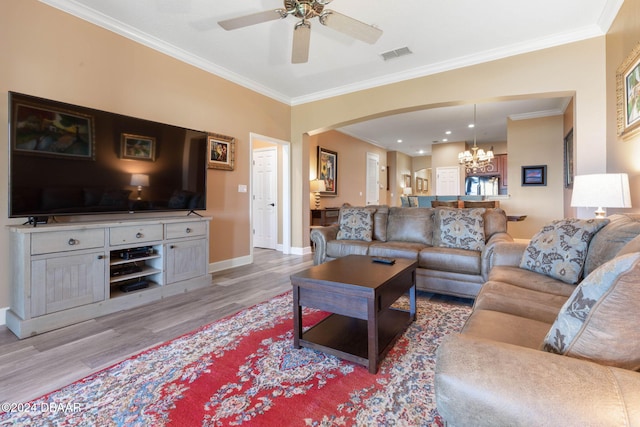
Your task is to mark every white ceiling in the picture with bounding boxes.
[40,0,621,155]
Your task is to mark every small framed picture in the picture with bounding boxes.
[521,165,547,186]
[317,146,337,195]
[208,133,235,170]
[121,133,156,161]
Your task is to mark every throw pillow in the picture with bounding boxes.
[541,252,640,370]
[520,218,609,284]
[434,207,486,251]
[336,207,375,242]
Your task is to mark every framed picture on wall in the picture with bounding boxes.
[521,165,547,186]
[564,129,574,188]
[208,133,235,170]
[121,133,156,161]
[317,146,337,196]
[617,41,640,138]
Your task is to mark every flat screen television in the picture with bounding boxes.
[9,92,208,222]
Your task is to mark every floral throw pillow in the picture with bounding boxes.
[435,208,486,251]
[541,253,640,370]
[336,207,375,242]
[520,218,609,284]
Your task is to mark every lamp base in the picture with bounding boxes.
[594,207,606,218]
[314,192,321,209]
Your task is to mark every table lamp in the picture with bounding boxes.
[130,174,150,200]
[310,179,326,209]
[570,173,631,218]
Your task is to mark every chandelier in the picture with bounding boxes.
[458,104,495,174]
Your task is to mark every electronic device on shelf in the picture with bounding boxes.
[110,264,143,277]
[117,246,154,260]
[119,279,149,293]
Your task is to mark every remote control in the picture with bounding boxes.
[372,257,395,265]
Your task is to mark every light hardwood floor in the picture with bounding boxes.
[0,249,315,404]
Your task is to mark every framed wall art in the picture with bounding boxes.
[617,41,640,138]
[121,133,156,161]
[208,133,235,171]
[521,165,547,186]
[317,146,337,195]
[13,102,95,159]
[563,129,574,188]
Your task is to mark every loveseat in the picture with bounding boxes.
[435,214,640,426]
[310,205,512,299]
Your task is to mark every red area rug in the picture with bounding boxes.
[0,292,470,426]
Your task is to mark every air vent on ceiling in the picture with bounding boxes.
[380,46,412,61]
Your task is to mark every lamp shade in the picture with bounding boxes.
[571,173,631,216]
[310,179,326,193]
[403,187,413,195]
[130,174,150,187]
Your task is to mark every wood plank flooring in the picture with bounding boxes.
[0,249,471,406]
[0,249,315,404]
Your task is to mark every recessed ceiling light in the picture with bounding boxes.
[468,124,475,128]
[445,131,451,135]
[442,138,448,142]
[418,149,424,154]
[397,139,403,143]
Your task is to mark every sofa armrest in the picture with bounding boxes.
[435,334,640,427]
[310,225,339,265]
[480,232,514,280]
[489,240,529,269]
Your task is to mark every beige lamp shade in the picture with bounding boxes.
[310,179,326,193]
[571,173,632,217]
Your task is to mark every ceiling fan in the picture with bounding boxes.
[218,0,383,64]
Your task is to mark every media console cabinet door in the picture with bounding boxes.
[165,238,207,284]
[31,251,106,317]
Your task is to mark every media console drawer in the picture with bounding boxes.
[31,229,105,255]
[165,221,207,239]
[110,224,163,246]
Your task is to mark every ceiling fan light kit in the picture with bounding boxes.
[218,0,383,63]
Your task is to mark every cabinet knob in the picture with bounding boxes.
[136,232,143,238]
[68,238,79,246]
[185,228,192,234]
[170,244,176,249]
[97,255,105,260]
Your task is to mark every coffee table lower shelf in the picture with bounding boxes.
[299,308,412,370]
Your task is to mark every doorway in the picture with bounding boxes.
[250,133,291,256]
[252,147,277,249]
[436,166,461,195]
[366,152,380,205]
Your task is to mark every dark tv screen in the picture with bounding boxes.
[9,92,207,219]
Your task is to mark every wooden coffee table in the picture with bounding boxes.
[291,255,417,373]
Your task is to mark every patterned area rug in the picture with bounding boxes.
[0,292,471,426]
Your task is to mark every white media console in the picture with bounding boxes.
[7,216,212,338]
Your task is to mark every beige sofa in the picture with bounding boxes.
[310,205,512,299]
[435,214,640,426]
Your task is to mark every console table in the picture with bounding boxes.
[310,208,340,226]
[7,216,212,338]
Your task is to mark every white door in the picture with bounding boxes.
[366,152,380,205]
[253,147,278,249]
[436,166,461,195]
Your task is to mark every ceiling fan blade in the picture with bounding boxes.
[218,9,285,31]
[320,10,382,44]
[292,21,311,64]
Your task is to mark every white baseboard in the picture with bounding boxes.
[290,245,312,255]
[0,307,7,327]
[209,255,253,273]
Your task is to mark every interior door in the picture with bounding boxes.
[366,152,380,205]
[436,166,461,195]
[253,147,278,249]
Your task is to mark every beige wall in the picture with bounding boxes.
[310,130,388,207]
[291,38,606,248]
[502,116,565,238]
[0,0,291,310]
[606,0,640,215]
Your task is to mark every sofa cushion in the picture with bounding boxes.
[336,207,375,242]
[462,309,551,350]
[368,241,425,261]
[434,208,486,251]
[519,218,609,284]
[475,281,570,324]
[583,214,640,276]
[326,240,370,258]
[483,208,508,238]
[542,252,640,370]
[487,266,576,297]
[419,246,481,275]
[386,207,434,245]
[372,206,389,242]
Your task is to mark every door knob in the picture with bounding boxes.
[269,203,275,207]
